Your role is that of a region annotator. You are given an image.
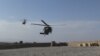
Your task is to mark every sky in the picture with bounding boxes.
[0,0,100,42]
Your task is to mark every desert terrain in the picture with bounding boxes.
[0,46,100,56]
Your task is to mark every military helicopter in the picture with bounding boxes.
[22,19,52,35]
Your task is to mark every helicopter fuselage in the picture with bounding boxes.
[40,26,52,35]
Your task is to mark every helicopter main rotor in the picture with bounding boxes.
[22,19,52,35]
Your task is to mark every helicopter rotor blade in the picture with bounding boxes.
[51,24,67,26]
[31,23,66,26]
[41,20,50,26]
[31,23,46,26]
[22,19,27,25]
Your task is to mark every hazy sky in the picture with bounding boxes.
[0,0,100,42]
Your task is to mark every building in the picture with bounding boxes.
[68,40,100,47]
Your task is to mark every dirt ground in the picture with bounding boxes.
[0,46,100,56]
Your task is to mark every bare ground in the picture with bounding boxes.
[0,46,100,56]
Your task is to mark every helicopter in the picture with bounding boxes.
[22,19,52,35]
